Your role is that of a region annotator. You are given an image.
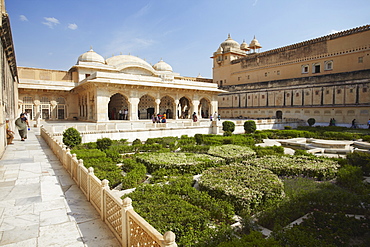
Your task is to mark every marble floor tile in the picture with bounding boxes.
[0,224,39,245]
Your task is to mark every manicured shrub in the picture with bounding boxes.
[120,158,147,189]
[216,231,281,247]
[135,152,225,175]
[347,151,370,175]
[199,164,285,214]
[96,137,113,150]
[207,144,256,162]
[252,146,284,157]
[222,121,235,133]
[336,165,365,192]
[104,149,121,163]
[62,127,81,148]
[244,120,257,134]
[132,138,142,145]
[194,134,204,145]
[71,149,106,160]
[245,155,340,180]
[180,144,210,153]
[307,118,315,127]
[122,177,235,246]
[284,126,292,130]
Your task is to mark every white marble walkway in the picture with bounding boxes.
[0,129,120,246]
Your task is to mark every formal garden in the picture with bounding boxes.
[63,120,370,246]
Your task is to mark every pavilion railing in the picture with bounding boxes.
[41,126,177,247]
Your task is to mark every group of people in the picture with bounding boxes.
[152,113,167,123]
[6,112,31,144]
[118,109,129,120]
[329,118,336,126]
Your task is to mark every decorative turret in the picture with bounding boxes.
[249,36,262,53]
[240,39,250,52]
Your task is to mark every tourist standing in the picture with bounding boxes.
[15,113,29,141]
[351,119,357,128]
[192,112,198,122]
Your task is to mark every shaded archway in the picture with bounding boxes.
[56,97,66,119]
[138,94,156,119]
[199,97,211,118]
[276,110,283,119]
[179,96,192,119]
[159,95,175,119]
[108,93,129,120]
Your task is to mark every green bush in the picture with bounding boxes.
[336,165,365,193]
[122,177,235,246]
[194,134,204,145]
[284,126,292,130]
[132,138,142,145]
[244,120,257,134]
[252,146,284,157]
[307,118,315,127]
[223,131,233,137]
[207,144,256,162]
[222,121,235,133]
[96,137,113,150]
[245,155,340,180]
[104,149,121,163]
[216,231,281,247]
[71,149,106,160]
[120,158,147,189]
[199,164,285,214]
[180,144,210,153]
[62,127,82,148]
[347,151,370,175]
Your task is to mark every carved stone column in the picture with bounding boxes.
[155,98,161,115]
[50,100,57,120]
[129,98,140,121]
[174,99,179,120]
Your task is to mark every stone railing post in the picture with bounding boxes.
[87,167,94,201]
[122,197,133,247]
[101,179,109,221]
[77,159,83,187]
[162,231,177,247]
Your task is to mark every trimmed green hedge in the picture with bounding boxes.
[135,152,225,175]
[207,144,256,162]
[199,164,285,214]
[244,155,340,180]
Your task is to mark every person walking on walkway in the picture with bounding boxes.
[15,113,29,141]
[368,118,370,129]
[5,118,14,144]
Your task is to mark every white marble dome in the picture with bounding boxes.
[220,34,240,50]
[153,59,173,72]
[106,55,154,73]
[77,48,105,64]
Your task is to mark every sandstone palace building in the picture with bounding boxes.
[17,51,221,124]
[213,25,370,125]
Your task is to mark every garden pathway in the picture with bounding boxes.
[0,129,120,246]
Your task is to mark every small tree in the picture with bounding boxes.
[307,118,316,127]
[96,138,113,150]
[62,127,81,148]
[222,121,235,136]
[244,120,257,133]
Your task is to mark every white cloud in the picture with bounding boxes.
[19,15,28,21]
[68,23,78,30]
[42,17,60,28]
[328,29,345,35]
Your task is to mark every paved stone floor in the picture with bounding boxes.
[0,129,120,246]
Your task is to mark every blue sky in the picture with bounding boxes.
[6,0,370,78]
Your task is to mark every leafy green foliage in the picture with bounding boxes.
[96,137,113,150]
[273,210,370,247]
[222,121,235,133]
[252,145,284,157]
[347,151,370,175]
[135,152,225,175]
[216,231,281,247]
[120,158,147,189]
[258,177,369,229]
[122,177,235,246]
[245,155,339,180]
[199,164,285,214]
[62,127,81,148]
[244,120,257,134]
[132,138,142,145]
[207,144,256,162]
